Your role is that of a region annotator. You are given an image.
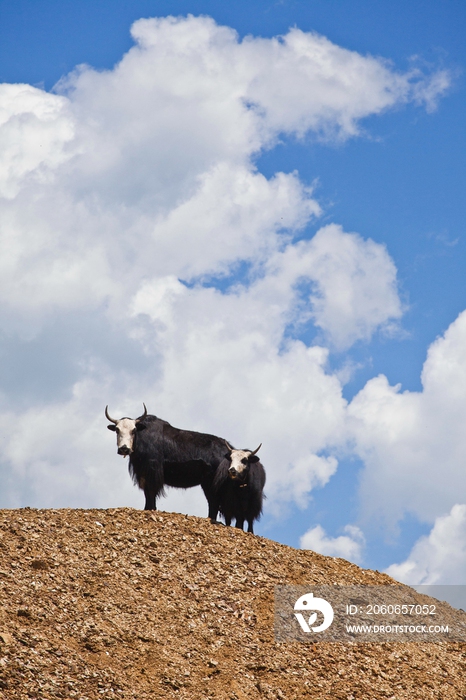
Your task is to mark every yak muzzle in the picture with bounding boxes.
[118,446,131,456]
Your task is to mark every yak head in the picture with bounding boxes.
[105,404,148,457]
[224,442,261,480]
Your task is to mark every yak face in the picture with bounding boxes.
[107,418,146,456]
[106,405,148,457]
[227,449,260,480]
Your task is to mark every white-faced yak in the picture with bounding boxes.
[105,404,233,521]
[211,442,266,534]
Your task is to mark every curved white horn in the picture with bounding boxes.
[136,403,148,422]
[249,443,262,457]
[105,406,118,424]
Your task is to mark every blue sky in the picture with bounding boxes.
[1,0,465,584]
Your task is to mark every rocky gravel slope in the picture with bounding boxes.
[0,508,465,699]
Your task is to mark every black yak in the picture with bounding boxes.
[212,443,266,534]
[105,404,232,519]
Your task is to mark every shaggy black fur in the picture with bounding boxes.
[127,414,231,517]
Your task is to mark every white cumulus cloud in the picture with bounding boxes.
[348,310,466,528]
[0,14,448,515]
[262,223,402,350]
[0,84,76,199]
[386,505,466,584]
[300,524,365,562]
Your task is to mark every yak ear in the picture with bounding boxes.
[249,455,260,463]
[107,424,117,432]
[136,422,147,431]
[224,453,231,460]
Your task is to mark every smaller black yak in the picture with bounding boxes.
[212,442,266,534]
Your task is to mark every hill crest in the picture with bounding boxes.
[0,508,465,699]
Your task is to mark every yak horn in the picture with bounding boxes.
[249,443,262,457]
[105,406,118,424]
[137,403,148,422]
[224,439,234,451]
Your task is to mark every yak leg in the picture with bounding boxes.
[143,486,157,511]
[201,478,222,524]
[235,519,245,531]
[247,520,254,534]
[141,461,164,511]
[207,498,221,524]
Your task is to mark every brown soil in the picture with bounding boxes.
[0,508,465,699]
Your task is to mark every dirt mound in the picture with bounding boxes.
[0,508,465,699]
